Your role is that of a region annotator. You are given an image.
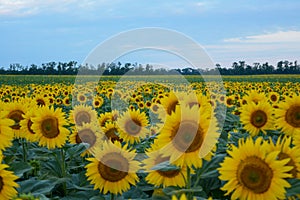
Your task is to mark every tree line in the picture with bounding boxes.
[0,60,299,75]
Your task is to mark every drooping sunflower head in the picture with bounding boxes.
[274,95,300,136]
[116,108,149,144]
[240,101,274,136]
[4,100,28,138]
[85,141,139,195]
[20,108,38,142]
[69,104,98,127]
[218,137,292,200]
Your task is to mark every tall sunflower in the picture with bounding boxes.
[143,145,187,188]
[240,101,274,136]
[218,137,292,200]
[31,106,69,149]
[274,95,300,136]
[0,111,14,151]
[0,163,19,199]
[69,104,98,127]
[117,109,149,144]
[85,141,139,195]
[156,104,219,168]
[266,136,300,179]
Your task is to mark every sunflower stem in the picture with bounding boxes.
[61,148,67,196]
[187,167,192,200]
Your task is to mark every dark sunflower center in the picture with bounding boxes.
[155,155,180,178]
[125,118,141,136]
[226,98,234,105]
[278,152,297,178]
[41,117,60,138]
[105,128,121,142]
[98,152,129,182]
[78,129,97,147]
[172,120,204,153]
[285,106,300,128]
[27,119,35,134]
[75,111,91,126]
[270,94,277,102]
[8,110,24,130]
[36,98,46,106]
[79,95,86,101]
[237,156,273,194]
[0,177,3,192]
[250,110,267,128]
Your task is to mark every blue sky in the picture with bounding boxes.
[1,0,300,69]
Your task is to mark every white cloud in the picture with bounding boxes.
[224,31,300,43]
[0,0,109,16]
[205,30,300,67]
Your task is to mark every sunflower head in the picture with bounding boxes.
[218,137,292,200]
[85,141,139,195]
[69,104,98,127]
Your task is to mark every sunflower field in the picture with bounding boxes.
[1,74,300,200]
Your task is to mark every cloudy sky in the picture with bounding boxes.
[1,0,300,69]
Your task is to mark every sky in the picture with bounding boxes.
[1,0,300,69]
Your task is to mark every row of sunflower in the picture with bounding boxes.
[0,79,300,199]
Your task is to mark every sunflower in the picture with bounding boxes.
[101,122,123,143]
[62,96,71,107]
[158,91,182,118]
[92,96,104,109]
[268,92,280,104]
[156,104,219,168]
[85,141,139,195]
[0,112,14,151]
[98,112,113,128]
[266,136,300,178]
[76,92,87,103]
[31,106,69,149]
[69,123,102,155]
[20,108,38,142]
[69,104,98,127]
[0,163,19,199]
[116,109,149,144]
[274,95,300,136]
[143,145,187,188]
[242,90,268,105]
[3,101,28,138]
[240,101,274,136]
[218,137,292,200]
[33,94,49,107]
